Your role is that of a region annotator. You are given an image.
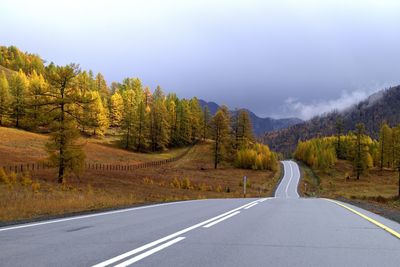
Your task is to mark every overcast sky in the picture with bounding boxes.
[1,0,400,119]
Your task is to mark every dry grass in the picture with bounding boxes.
[299,160,399,210]
[0,127,187,166]
[0,127,279,222]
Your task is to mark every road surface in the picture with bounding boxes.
[1,160,399,266]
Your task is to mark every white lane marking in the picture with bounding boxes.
[244,203,258,209]
[0,200,204,233]
[93,200,262,267]
[203,211,241,228]
[274,161,287,197]
[114,237,186,267]
[285,161,294,198]
[292,161,300,198]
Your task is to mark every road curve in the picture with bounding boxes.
[0,161,399,266]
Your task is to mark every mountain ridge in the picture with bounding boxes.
[198,99,303,136]
[263,85,400,154]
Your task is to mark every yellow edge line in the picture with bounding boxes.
[324,198,400,239]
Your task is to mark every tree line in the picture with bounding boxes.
[211,106,278,171]
[294,121,400,196]
[0,45,278,184]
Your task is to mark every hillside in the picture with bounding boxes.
[0,127,187,166]
[0,127,280,221]
[264,85,400,154]
[199,99,302,136]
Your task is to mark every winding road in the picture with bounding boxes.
[1,161,399,266]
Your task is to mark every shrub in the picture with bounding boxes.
[8,172,17,185]
[235,144,278,171]
[171,177,181,189]
[20,172,33,186]
[31,181,41,193]
[181,178,192,189]
[0,168,9,185]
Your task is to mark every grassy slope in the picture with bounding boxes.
[0,127,280,222]
[298,160,399,210]
[0,127,186,166]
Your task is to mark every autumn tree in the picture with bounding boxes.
[353,123,368,179]
[94,72,110,102]
[43,64,87,183]
[134,96,150,151]
[175,99,192,146]
[149,86,170,151]
[0,72,10,125]
[120,89,136,149]
[110,92,123,127]
[87,91,109,136]
[26,70,47,130]
[202,106,211,140]
[211,108,231,169]
[378,123,393,170]
[392,125,400,198]
[233,109,254,149]
[335,118,345,159]
[9,70,28,128]
[189,98,203,142]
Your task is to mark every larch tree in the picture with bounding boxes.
[379,123,393,170]
[189,98,203,142]
[211,108,231,169]
[166,94,178,146]
[94,72,110,102]
[353,123,368,180]
[9,70,28,128]
[43,64,87,183]
[234,109,254,149]
[176,99,192,145]
[134,94,150,152]
[0,72,11,125]
[120,89,136,149]
[110,91,123,127]
[335,118,345,159]
[392,125,400,198]
[202,106,211,140]
[150,86,170,151]
[26,70,47,130]
[87,91,109,136]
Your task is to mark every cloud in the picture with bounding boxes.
[282,89,381,120]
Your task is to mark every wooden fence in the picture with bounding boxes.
[0,145,194,174]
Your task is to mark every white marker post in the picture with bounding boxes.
[243,176,247,198]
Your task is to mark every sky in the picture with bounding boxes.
[1,0,400,120]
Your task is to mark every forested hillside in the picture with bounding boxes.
[0,45,278,184]
[199,99,302,136]
[264,86,400,154]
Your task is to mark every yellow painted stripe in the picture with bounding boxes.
[324,198,400,239]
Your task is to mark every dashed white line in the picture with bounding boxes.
[203,211,241,228]
[285,161,294,198]
[92,199,263,267]
[244,203,258,209]
[114,237,186,267]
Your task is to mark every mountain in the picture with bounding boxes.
[198,100,303,136]
[263,85,400,155]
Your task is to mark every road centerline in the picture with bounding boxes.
[203,211,241,228]
[113,237,186,267]
[92,199,266,267]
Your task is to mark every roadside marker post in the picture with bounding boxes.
[243,176,247,198]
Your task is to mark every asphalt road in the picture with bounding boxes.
[1,160,399,266]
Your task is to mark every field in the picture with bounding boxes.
[299,160,400,212]
[0,127,280,222]
[0,127,187,166]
